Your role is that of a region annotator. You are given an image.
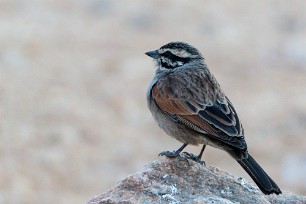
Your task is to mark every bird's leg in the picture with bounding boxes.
[159,143,188,158]
[183,145,206,165]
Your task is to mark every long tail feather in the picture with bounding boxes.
[237,154,282,195]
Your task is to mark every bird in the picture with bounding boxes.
[145,41,282,195]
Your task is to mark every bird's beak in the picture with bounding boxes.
[145,50,159,59]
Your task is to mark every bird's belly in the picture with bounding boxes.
[148,99,211,146]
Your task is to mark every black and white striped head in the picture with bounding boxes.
[145,42,204,69]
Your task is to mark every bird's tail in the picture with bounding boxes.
[236,153,282,195]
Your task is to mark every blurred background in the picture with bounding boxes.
[1,0,306,203]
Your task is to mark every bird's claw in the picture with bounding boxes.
[159,151,189,163]
[182,152,206,165]
[159,150,180,158]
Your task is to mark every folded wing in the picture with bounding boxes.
[151,74,246,150]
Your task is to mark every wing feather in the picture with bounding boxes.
[151,73,246,150]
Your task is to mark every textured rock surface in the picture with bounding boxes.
[87,157,306,204]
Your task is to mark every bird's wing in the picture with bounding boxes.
[151,74,246,150]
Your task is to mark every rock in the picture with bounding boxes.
[87,157,306,204]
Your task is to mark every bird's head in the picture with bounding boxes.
[145,41,204,70]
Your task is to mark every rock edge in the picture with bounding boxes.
[87,157,306,204]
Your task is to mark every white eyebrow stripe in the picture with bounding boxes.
[159,48,195,58]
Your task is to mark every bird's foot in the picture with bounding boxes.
[159,151,189,163]
[159,150,180,158]
[182,152,206,165]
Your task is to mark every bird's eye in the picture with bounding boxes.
[162,51,190,63]
[163,51,177,59]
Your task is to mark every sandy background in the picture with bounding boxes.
[1,0,306,203]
